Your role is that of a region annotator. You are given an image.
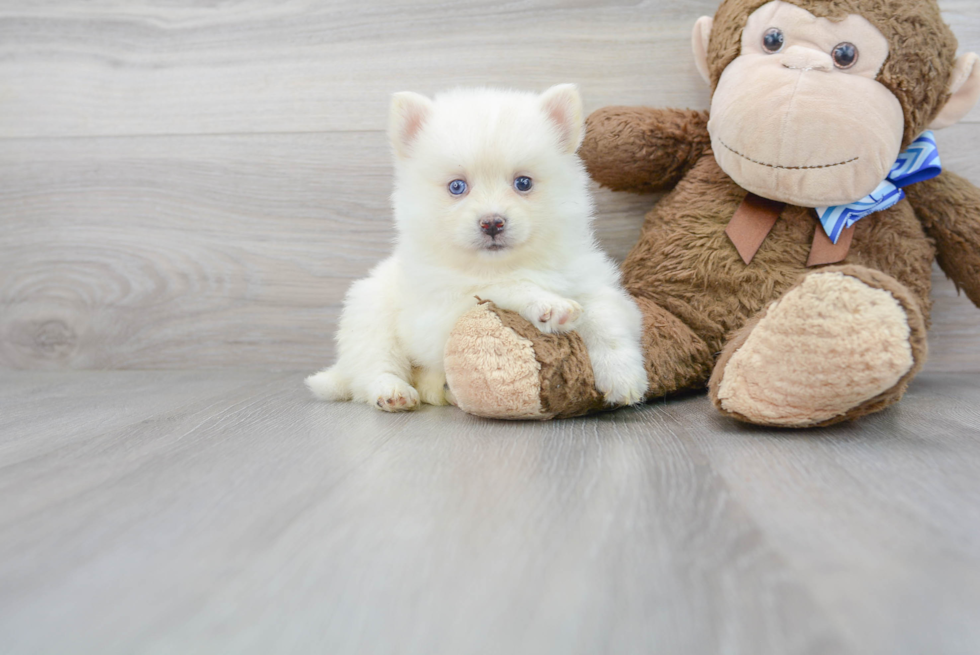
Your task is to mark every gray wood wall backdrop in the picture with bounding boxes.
[1,0,978,371]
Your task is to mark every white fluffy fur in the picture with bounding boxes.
[306,85,648,412]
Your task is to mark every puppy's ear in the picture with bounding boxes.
[388,92,434,159]
[540,84,585,154]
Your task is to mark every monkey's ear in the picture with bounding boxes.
[692,16,714,87]
[388,91,434,159]
[540,83,585,154]
[930,53,980,130]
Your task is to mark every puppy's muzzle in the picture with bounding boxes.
[479,215,507,238]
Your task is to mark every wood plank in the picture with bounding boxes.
[0,370,272,466]
[0,0,976,139]
[0,130,652,369]
[3,125,979,370]
[667,375,980,654]
[0,369,853,654]
[2,370,979,653]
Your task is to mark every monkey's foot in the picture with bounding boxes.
[443,302,606,420]
[709,266,927,428]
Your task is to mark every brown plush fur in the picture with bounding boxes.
[708,0,958,148]
[442,0,980,427]
[907,171,980,307]
[579,108,711,193]
[708,265,929,427]
[444,302,548,420]
[494,306,609,419]
[617,152,935,358]
[634,296,714,399]
[445,301,607,420]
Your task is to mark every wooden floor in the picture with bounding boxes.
[3,1,980,653]
[2,368,980,654]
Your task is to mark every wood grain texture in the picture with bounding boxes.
[1,369,979,654]
[0,1,975,139]
[1,0,979,370]
[672,379,980,655]
[2,127,978,370]
[0,129,655,369]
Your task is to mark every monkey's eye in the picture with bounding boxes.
[832,42,858,69]
[448,179,468,196]
[762,28,785,53]
[514,176,533,193]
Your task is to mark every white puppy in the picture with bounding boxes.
[306,85,648,412]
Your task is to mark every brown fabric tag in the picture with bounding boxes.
[807,224,856,267]
[726,193,786,265]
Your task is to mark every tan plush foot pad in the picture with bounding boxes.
[709,266,928,428]
[444,302,606,420]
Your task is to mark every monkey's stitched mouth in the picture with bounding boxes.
[719,138,860,170]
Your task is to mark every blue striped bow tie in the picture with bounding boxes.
[816,131,942,244]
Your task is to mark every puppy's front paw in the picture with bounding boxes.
[367,374,420,412]
[593,353,648,407]
[523,298,583,334]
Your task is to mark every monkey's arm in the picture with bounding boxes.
[580,107,711,193]
[906,171,980,308]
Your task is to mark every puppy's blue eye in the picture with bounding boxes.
[449,180,467,196]
[514,176,533,192]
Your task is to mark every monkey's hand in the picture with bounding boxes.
[907,170,980,309]
[579,107,711,194]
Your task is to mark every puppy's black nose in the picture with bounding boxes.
[480,215,507,237]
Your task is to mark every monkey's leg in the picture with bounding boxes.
[443,298,714,420]
[708,265,928,428]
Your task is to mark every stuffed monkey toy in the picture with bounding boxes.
[443,0,980,427]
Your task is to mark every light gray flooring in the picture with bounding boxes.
[2,369,979,654]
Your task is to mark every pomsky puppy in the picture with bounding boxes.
[306,85,648,412]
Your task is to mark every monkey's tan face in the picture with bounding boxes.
[708,1,905,207]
